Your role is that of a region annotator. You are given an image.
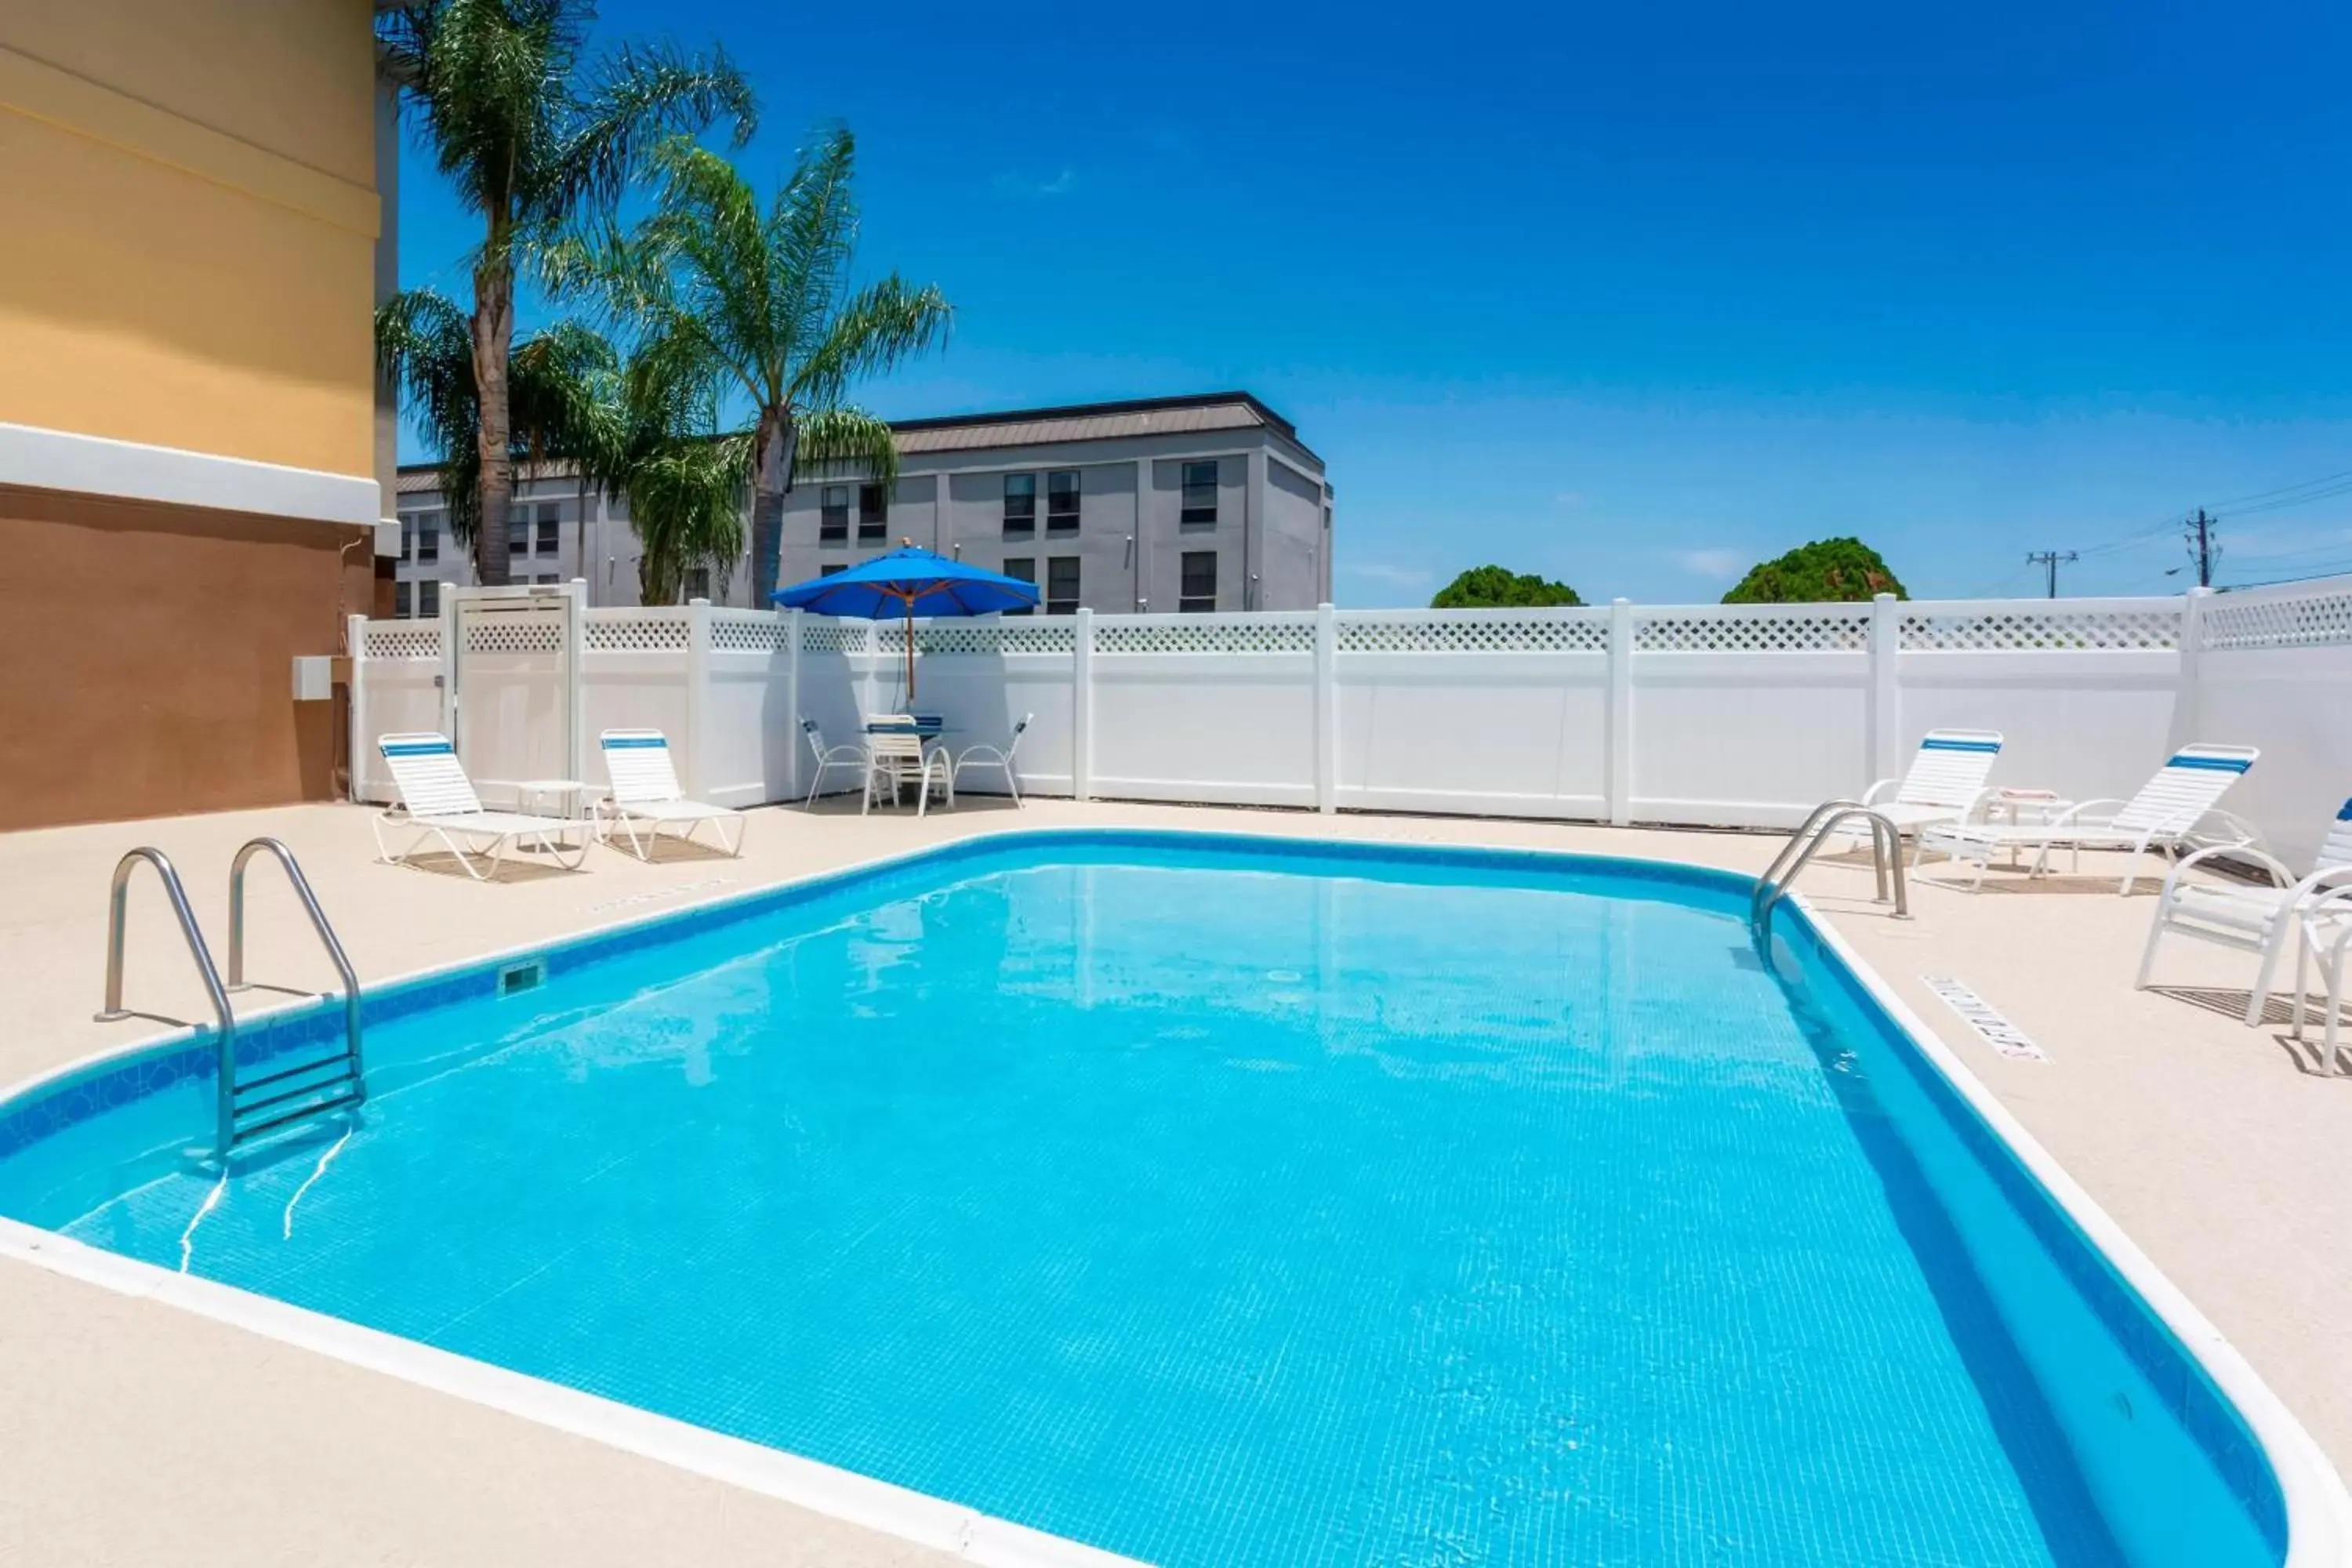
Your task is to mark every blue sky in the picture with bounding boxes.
[396,0,2352,604]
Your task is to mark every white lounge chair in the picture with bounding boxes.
[596,729,745,859]
[372,732,593,880]
[2289,884,2352,1075]
[2138,799,2352,1024]
[1919,744,2261,895]
[800,720,867,806]
[861,718,951,816]
[1857,729,2004,834]
[953,713,1033,806]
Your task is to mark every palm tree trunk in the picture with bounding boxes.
[750,403,794,604]
[471,257,516,587]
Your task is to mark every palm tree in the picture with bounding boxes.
[375,289,616,550]
[376,0,754,586]
[607,352,749,605]
[573,128,951,603]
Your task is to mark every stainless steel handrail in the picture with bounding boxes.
[227,837,366,1113]
[1753,804,1911,939]
[94,848,238,1156]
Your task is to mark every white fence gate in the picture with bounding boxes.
[348,575,2352,868]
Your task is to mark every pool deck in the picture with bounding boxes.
[1,795,2347,1566]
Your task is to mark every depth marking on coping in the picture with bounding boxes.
[585,877,735,915]
[1922,975,2049,1062]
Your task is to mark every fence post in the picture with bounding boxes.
[862,619,882,718]
[784,608,803,802]
[684,597,711,800]
[1073,607,1095,801]
[568,580,589,788]
[1869,592,1902,788]
[437,585,459,748]
[1606,598,1634,825]
[1315,602,1338,814]
[345,612,368,803]
[2170,586,2211,750]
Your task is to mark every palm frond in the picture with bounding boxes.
[792,405,901,491]
[790,276,952,410]
[375,288,484,540]
[546,39,756,227]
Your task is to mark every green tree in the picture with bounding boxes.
[377,0,754,586]
[1721,538,1907,603]
[1431,565,1584,609]
[566,129,953,604]
[374,289,615,547]
[604,350,750,605]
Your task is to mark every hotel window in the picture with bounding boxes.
[820,485,850,544]
[819,563,847,577]
[534,574,560,586]
[508,517,528,557]
[684,567,711,599]
[1180,460,1218,525]
[1180,550,1218,612]
[1002,556,1036,615]
[394,580,413,618]
[397,514,416,561]
[1046,556,1081,615]
[418,580,440,617]
[415,515,440,563]
[1003,473,1036,538]
[1046,470,1080,535]
[858,482,887,544]
[536,511,561,555]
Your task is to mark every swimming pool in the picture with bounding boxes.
[0,830,2339,1566]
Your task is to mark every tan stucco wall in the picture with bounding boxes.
[0,1,379,477]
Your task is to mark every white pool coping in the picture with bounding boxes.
[0,822,2345,1567]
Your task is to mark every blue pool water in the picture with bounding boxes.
[0,833,2288,1566]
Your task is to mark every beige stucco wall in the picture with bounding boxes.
[0,0,379,477]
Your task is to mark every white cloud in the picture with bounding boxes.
[1348,561,1436,589]
[1552,491,1585,509]
[993,168,1077,200]
[1674,548,1746,579]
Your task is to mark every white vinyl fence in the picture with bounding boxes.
[348,575,2352,867]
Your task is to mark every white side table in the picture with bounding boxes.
[1984,789,2071,872]
[514,779,589,821]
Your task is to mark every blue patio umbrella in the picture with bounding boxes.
[771,540,1040,702]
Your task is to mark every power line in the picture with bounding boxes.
[2025,550,2078,598]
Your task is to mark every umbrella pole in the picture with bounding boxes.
[904,596,916,705]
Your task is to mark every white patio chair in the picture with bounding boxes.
[1919,743,2261,895]
[1857,729,2005,834]
[2138,799,2352,1024]
[595,728,746,859]
[953,713,1033,807]
[372,731,593,881]
[861,722,950,816]
[801,720,867,807]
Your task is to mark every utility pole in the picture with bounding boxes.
[2185,507,2218,587]
[2026,550,2078,598]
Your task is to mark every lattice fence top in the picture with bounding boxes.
[361,621,441,660]
[800,619,873,654]
[1338,609,1608,654]
[1902,606,2180,652]
[585,612,689,652]
[2202,583,2352,650]
[709,612,788,653]
[1634,607,1872,652]
[1094,615,1317,654]
[915,620,1080,655]
[463,617,564,655]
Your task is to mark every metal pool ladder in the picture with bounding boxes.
[1751,800,1911,939]
[96,839,365,1160]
